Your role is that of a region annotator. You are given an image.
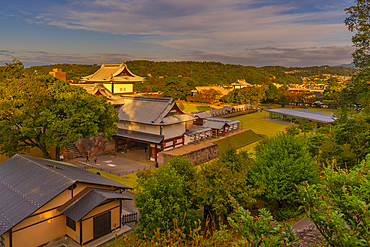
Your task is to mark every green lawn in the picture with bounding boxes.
[182,104,211,113]
[232,111,288,137]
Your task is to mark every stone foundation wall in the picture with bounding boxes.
[75,133,115,157]
[157,144,219,166]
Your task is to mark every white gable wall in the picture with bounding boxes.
[117,121,160,135]
[116,121,186,140]
[162,123,186,140]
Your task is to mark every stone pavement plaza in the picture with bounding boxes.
[71,153,154,176]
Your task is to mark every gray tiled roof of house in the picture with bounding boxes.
[206,117,240,124]
[117,95,195,125]
[265,108,336,123]
[58,188,132,222]
[203,120,229,130]
[185,127,212,136]
[0,155,131,234]
[192,111,212,119]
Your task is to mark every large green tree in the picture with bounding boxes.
[252,132,319,208]
[134,157,197,238]
[196,149,261,230]
[345,0,370,74]
[0,61,118,159]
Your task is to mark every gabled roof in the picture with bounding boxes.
[81,63,144,83]
[0,155,131,234]
[117,95,195,125]
[58,188,132,222]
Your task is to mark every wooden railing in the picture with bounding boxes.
[122,212,138,224]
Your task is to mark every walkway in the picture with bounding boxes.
[71,154,153,176]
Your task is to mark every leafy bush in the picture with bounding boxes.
[271,204,303,222]
[297,156,370,246]
[227,195,298,246]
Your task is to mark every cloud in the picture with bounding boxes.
[0,50,136,67]
[185,45,354,67]
[2,0,355,66]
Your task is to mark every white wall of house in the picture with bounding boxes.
[162,123,186,140]
[116,121,160,135]
[184,134,191,145]
[103,83,134,94]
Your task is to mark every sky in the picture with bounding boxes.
[0,0,356,67]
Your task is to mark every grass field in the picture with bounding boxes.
[213,129,261,152]
[232,111,288,137]
[182,104,211,113]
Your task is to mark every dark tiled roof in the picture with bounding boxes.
[203,120,229,130]
[58,188,132,222]
[0,154,131,234]
[192,111,212,119]
[117,95,194,125]
[116,128,164,144]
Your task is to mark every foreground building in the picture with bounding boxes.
[0,155,132,247]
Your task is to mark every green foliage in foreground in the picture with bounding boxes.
[134,157,197,238]
[106,197,298,247]
[298,156,370,246]
[252,132,319,208]
[228,195,298,246]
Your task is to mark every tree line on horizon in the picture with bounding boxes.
[23,61,353,86]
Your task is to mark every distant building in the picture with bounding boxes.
[231,79,253,89]
[49,68,67,82]
[79,63,144,94]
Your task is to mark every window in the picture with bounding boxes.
[120,87,126,92]
[66,217,76,231]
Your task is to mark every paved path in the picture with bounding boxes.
[71,154,153,176]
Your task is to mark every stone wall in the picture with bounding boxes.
[75,133,115,157]
[157,144,219,166]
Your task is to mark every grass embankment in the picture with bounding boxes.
[213,130,261,152]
